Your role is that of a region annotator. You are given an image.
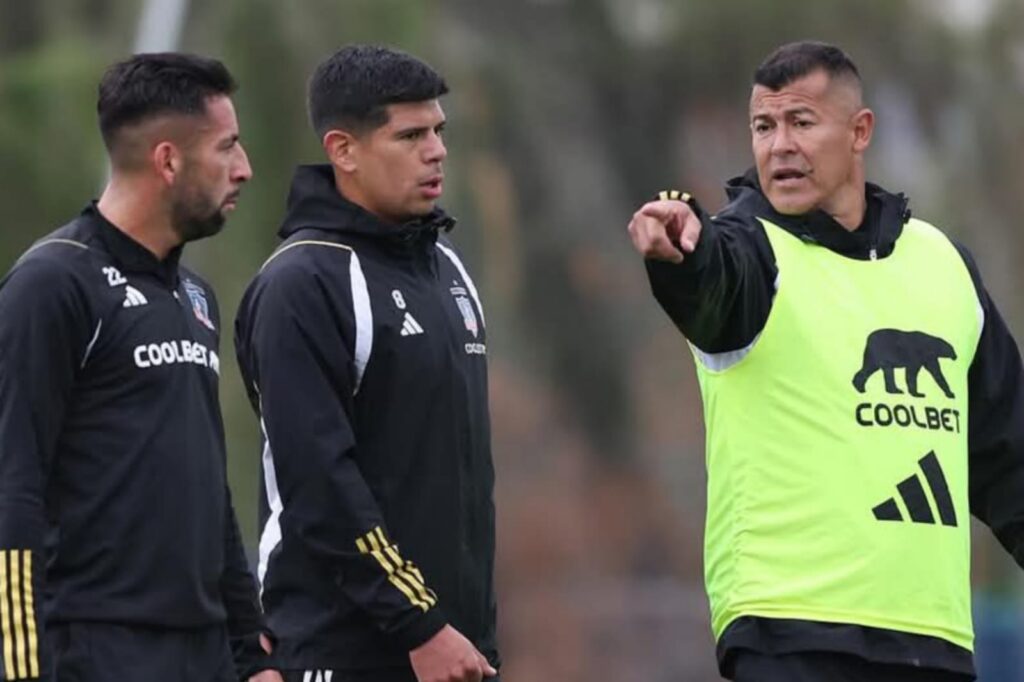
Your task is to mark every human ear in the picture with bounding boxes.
[324,129,359,173]
[152,141,183,185]
[851,108,875,153]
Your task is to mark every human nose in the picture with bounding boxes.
[234,144,253,183]
[770,124,797,156]
[424,131,447,164]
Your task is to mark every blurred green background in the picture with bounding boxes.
[2,0,1024,679]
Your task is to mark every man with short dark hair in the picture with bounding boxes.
[0,53,279,681]
[629,40,1024,681]
[235,45,499,682]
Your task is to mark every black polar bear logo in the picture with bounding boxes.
[851,329,957,399]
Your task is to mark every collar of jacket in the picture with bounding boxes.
[83,202,183,286]
[278,164,456,254]
[722,167,912,260]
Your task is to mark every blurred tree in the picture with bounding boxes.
[0,40,108,258]
[0,2,43,55]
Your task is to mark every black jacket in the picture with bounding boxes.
[646,170,1024,677]
[234,165,498,672]
[0,205,268,679]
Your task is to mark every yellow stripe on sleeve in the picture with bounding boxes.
[9,551,25,679]
[403,562,438,603]
[0,551,14,681]
[22,552,37,678]
[374,529,436,607]
[364,531,424,607]
[358,530,429,611]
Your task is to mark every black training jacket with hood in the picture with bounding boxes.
[645,169,1024,678]
[235,164,499,674]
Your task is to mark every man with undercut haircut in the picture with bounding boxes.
[0,53,279,681]
[235,45,499,682]
[628,41,1024,681]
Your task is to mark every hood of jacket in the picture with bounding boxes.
[278,164,456,250]
[721,167,911,259]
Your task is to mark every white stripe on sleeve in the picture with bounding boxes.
[348,251,373,394]
[257,416,283,598]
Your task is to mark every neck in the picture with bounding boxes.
[97,176,180,260]
[824,165,868,231]
[332,168,399,226]
[828,191,867,231]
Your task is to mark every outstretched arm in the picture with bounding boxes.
[627,192,777,353]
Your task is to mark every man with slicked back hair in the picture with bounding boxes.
[0,53,280,681]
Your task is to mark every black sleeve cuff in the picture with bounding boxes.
[232,629,279,680]
[391,606,448,651]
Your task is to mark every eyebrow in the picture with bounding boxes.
[393,121,446,136]
[752,106,817,120]
[393,125,426,136]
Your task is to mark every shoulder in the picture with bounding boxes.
[262,236,358,275]
[902,217,976,272]
[8,212,120,290]
[253,236,363,295]
[435,236,479,277]
[902,217,986,307]
[7,235,95,298]
[17,216,100,268]
[242,237,364,323]
[902,216,956,244]
[0,239,96,332]
[436,234,460,252]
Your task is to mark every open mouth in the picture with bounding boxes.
[772,169,808,182]
[420,177,443,198]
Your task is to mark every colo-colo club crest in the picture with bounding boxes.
[184,280,216,332]
[451,285,478,338]
[851,328,960,433]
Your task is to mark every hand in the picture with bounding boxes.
[247,633,284,682]
[409,625,498,682]
[627,199,703,263]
